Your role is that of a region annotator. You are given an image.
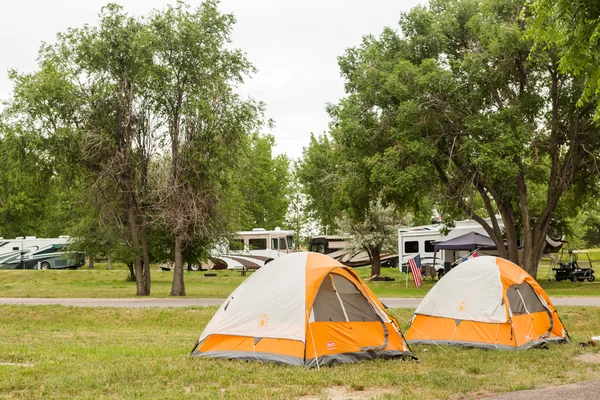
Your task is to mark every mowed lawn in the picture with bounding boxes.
[0,305,599,399]
[1,264,600,298]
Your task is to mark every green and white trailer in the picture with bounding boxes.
[0,236,85,270]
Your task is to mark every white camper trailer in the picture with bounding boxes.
[0,236,85,270]
[398,218,503,273]
[203,228,295,270]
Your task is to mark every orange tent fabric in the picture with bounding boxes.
[405,256,568,350]
[192,252,414,367]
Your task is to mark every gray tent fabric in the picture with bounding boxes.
[312,273,379,322]
[433,231,497,252]
[506,282,547,315]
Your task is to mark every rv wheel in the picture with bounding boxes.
[588,275,595,282]
[437,270,445,280]
[40,261,51,270]
[188,264,201,271]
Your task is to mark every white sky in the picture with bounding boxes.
[0,0,423,159]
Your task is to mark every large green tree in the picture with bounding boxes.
[147,1,263,296]
[332,0,600,277]
[3,1,264,296]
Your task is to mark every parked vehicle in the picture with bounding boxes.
[553,249,595,282]
[0,236,85,270]
[194,228,295,271]
[308,235,399,268]
[398,218,503,273]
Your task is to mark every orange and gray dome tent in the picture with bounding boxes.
[191,252,414,367]
[405,256,568,350]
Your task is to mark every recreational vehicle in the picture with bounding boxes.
[398,218,503,273]
[0,236,85,270]
[308,235,399,267]
[199,228,295,270]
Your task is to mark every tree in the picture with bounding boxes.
[332,0,600,277]
[4,4,159,294]
[296,133,341,233]
[527,0,600,118]
[235,133,291,230]
[337,201,408,277]
[147,1,263,296]
[0,128,50,237]
[285,170,319,249]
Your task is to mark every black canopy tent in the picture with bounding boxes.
[433,231,497,269]
[433,231,497,252]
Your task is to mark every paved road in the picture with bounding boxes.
[486,379,600,400]
[1,297,599,308]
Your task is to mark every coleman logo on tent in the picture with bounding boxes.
[258,313,269,328]
[326,341,336,351]
[457,301,468,312]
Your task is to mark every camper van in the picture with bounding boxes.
[0,236,85,270]
[398,218,503,272]
[201,228,295,270]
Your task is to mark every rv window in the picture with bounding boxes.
[271,238,278,250]
[425,240,435,253]
[13,247,19,251]
[287,236,294,250]
[310,243,325,253]
[279,238,287,250]
[404,241,419,253]
[229,239,244,251]
[249,238,267,250]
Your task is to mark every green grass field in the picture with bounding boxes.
[1,305,599,399]
[1,264,599,298]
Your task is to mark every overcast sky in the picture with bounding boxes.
[0,0,423,159]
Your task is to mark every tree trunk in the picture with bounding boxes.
[170,235,186,296]
[127,199,147,296]
[107,256,113,270]
[370,246,382,277]
[126,262,135,281]
[88,257,94,269]
[140,225,151,295]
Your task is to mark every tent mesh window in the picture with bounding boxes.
[312,273,379,322]
[506,282,546,315]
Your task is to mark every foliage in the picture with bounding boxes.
[234,133,291,230]
[329,0,600,277]
[0,128,55,237]
[337,200,410,276]
[1,1,269,296]
[284,171,319,249]
[295,133,340,233]
[527,0,600,118]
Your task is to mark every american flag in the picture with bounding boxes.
[408,254,423,288]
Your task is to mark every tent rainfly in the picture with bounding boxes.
[405,256,568,350]
[191,252,415,367]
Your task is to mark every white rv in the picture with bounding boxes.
[201,228,295,270]
[398,218,503,272]
[0,236,85,270]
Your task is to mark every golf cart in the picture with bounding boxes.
[553,249,595,282]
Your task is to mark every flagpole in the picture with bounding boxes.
[405,261,408,288]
